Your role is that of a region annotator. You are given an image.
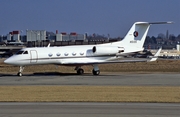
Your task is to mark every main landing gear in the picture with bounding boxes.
[75,64,100,75]
[77,68,84,75]
[17,66,24,76]
[92,69,100,75]
[75,66,84,75]
[92,64,100,75]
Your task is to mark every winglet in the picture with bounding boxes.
[47,43,50,47]
[149,47,162,62]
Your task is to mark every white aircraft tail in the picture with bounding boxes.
[112,22,173,52]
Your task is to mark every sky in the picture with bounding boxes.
[0,0,179,38]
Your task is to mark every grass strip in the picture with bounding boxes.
[0,86,179,102]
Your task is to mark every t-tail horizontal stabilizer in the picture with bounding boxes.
[148,21,173,24]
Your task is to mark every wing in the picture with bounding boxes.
[59,48,162,66]
[59,58,151,66]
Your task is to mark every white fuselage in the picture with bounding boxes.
[5,44,130,66]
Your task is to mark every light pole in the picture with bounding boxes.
[20,30,23,42]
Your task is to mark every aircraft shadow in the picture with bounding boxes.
[33,72,81,76]
[0,72,93,76]
[0,72,118,77]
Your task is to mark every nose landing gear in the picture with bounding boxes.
[17,66,24,76]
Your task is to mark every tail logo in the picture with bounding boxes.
[133,31,138,37]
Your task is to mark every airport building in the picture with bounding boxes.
[6,31,21,42]
[26,30,46,42]
[177,44,180,51]
[26,30,86,42]
[0,30,107,44]
[56,32,85,41]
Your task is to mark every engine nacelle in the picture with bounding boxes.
[92,46,124,55]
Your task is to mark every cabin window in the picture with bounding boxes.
[56,53,61,56]
[64,52,68,56]
[72,52,76,56]
[48,53,53,57]
[80,52,84,55]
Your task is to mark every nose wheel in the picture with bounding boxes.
[17,66,24,76]
[17,72,23,77]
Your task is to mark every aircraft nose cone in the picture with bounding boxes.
[4,58,10,64]
[4,58,14,65]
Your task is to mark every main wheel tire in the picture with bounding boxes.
[17,72,22,77]
[77,68,84,75]
[92,69,100,75]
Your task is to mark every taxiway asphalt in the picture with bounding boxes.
[0,72,180,116]
[0,72,180,86]
[0,102,179,117]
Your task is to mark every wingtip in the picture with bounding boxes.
[149,47,162,62]
[167,21,174,24]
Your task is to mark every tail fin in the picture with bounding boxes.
[121,22,151,49]
[112,21,173,52]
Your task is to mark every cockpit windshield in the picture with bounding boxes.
[16,51,24,55]
[16,50,28,55]
[23,51,28,54]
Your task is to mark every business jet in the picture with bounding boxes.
[4,21,172,76]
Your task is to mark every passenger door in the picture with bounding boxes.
[30,50,38,63]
